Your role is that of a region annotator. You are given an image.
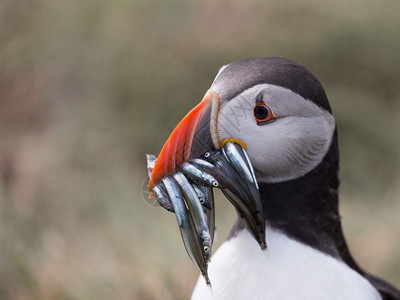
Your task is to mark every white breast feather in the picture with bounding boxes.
[191,227,381,300]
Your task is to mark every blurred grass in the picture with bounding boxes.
[0,0,399,299]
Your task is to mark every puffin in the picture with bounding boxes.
[150,57,400,299]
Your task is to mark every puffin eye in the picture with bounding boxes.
[254,95,276,125]
[254,105,270,120]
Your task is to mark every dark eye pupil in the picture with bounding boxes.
[254,105,270,120]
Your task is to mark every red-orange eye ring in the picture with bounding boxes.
[254,94,276,125]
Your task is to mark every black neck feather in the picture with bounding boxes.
[259,130,343,257]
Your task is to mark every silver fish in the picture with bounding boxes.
[146,154,157,178]
[193,183,211,209]
[162,177,211,285]
[202,185,215,246]
[180,162,219,187]
[201,147,266,250]
[152,183,174,212]
[223,143,254,186]
[147,154,174,212]
[222,143,265,248]
[193,184,205,204]
[147,141,266,287]
[173,172,212,262]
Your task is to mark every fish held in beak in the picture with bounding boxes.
[146,142,266,285]
[162,176,211,286]
[193,146,266,250]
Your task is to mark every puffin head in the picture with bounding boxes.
[149,57,336,191]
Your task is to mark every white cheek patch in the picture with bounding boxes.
[216,84,335,183]
[247,115,334,183]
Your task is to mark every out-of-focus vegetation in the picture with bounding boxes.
[0,0,399,299]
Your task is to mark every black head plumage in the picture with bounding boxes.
[212,56,332,113]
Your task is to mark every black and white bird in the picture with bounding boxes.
[150,57,400,299]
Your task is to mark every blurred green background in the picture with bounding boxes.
[1,0,399,299]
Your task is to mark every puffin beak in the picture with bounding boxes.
[149,89,266,254]
[149,91,216,191]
